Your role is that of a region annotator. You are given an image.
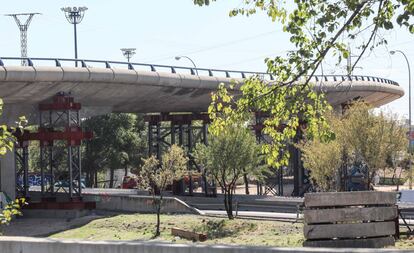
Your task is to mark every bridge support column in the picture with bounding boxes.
[0,151,16,200]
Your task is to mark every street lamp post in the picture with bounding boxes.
[121,48,136,62]
[175,56,199,75]
[391,50,412,189]
[61,7,88,67]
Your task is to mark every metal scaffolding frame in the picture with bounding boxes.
[15,142,29,198]
[145,113,215,196]
[253,112,305,197]
[14,93,92,200]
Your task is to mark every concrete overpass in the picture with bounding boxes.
[0,57,405,199]
[0,57,404,124]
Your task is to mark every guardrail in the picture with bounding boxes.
[0,57,399,86]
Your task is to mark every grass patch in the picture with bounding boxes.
[47,214,414,249]
[49,214,304,247]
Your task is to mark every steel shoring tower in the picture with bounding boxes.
[14,93,92,200]
[5,13,40,66]
[253,112,284,196]
[15,139,29,198]
[253,112,309,197]
[145,113,215,196]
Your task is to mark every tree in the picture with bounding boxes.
[194,125,264,219]
[194,0,414,170]
[83,113,146,188]
[341,103,407,188]
[0,99,24,155]
[0,99,27,229]
[141,145,187,237]
[301,103,408,190]
[301,138,342,191]
[0,198,25,225]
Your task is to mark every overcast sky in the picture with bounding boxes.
[1,1,413,117]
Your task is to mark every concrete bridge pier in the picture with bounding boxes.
[0,151,16,200]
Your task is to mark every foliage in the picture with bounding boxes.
[209,82,332,169]
[141,145,188,237]
[341,103,407,186]
[194,0,414,169]
[0,101,14,155]
[0,198,26,227]
[301,103,408,189]
[301,136,342,191]
[82,113,146,187]
[194,125,264,219]
[0,99,26,155]
[199,219,240,239]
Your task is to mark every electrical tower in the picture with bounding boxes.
[5,13,40,66]
[121,48,136,62]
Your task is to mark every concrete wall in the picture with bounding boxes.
[83,194,200,214]
[0,236,409,253]
[0,151,15,200]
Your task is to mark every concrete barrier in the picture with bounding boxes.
[83,194,200,214]
[0,236,410,253]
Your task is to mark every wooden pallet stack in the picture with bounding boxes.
[303,191,398,248]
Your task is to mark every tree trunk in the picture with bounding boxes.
[124,165,128,177]
[396,167,403,191]
[223,188,234,219]
[155,195,163,237]
[89,171,94,188]
[94,170,98,188]
[243,174,249,195]
[109,168,115,188]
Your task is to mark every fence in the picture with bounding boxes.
[0,56,400,86]
[303,191,398,248]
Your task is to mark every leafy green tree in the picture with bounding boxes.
[341,104,407,188]
[0,198,26,225]
[301,135,342,191]
[0,99,25,155]
[141,145,187,237]
[83,113,146,188]
[194,0,413,170]
[301,103,408,190]
[194,126,264,219]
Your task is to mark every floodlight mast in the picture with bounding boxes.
[61,7,88,67]
[5,13,40,66]
[120,48,136,62]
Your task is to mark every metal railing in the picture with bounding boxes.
[0,57,399,86]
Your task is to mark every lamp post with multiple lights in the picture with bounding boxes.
[61,6,88,67]
[175,56,199,75]
[391,50,412,189]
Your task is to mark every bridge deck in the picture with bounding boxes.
[0,58,404,123]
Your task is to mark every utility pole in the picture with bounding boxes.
[346,45,362,75]
[5,13,40,66]
[391,50,412,189]
[61,7,88,67]
[121,48,136,62]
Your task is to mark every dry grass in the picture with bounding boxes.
[49,213,304,247]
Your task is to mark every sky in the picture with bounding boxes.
[0,0,413,117]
